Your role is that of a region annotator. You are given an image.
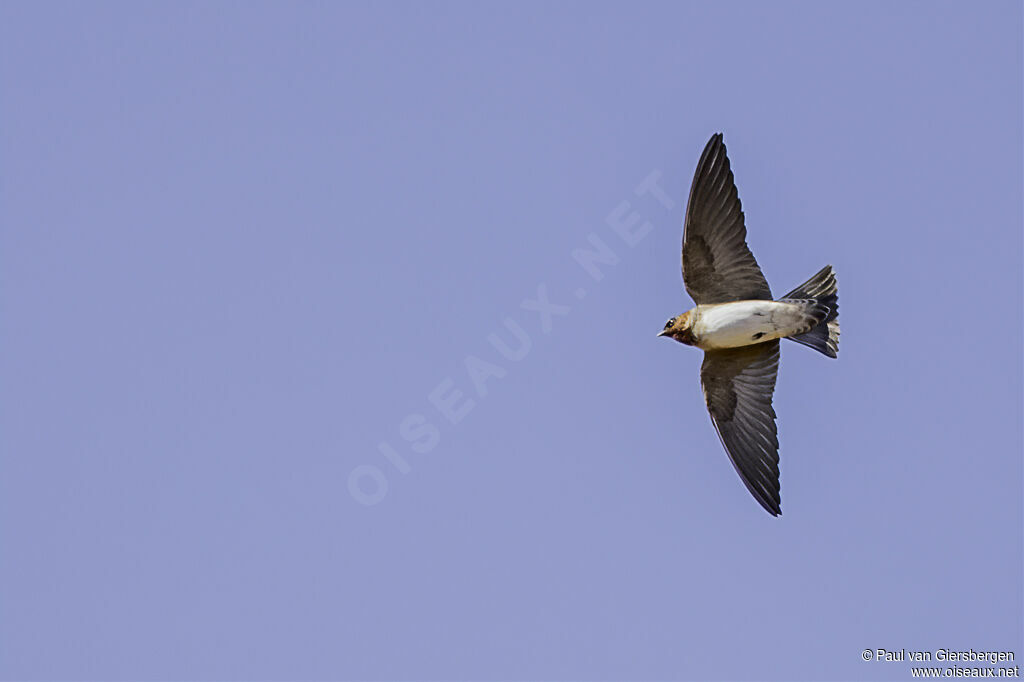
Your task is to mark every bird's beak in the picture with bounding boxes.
[657,330,670,338]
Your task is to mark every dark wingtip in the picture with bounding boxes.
[750,489,781,516]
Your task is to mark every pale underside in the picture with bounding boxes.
[689,300,810,351]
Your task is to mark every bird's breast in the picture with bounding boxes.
[692,301,805,350]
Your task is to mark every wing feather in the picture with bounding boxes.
[682,134,772,304]
[700,341,782,515]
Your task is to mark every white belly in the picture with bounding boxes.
[693,300,803,350]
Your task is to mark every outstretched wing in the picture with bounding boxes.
[700,341,782,515]
[682,133,772,304]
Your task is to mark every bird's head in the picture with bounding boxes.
[657,310,696,345]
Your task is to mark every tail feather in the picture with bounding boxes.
[779,265,839,358]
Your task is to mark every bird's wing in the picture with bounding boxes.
[682,133,772,304]
[700,341,782,515]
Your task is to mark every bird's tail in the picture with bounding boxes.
[779,265,839,358]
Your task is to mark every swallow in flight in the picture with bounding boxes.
[658,133,839,516]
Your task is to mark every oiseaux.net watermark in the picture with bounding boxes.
[348,170,676,506]
[862,648,1019,678]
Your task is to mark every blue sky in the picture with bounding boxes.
[1,1,1021,680]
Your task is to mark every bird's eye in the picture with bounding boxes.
[664,319,674,329]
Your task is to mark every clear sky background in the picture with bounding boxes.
[1,2,1021,680]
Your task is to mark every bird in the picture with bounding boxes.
[658,133,839,516]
